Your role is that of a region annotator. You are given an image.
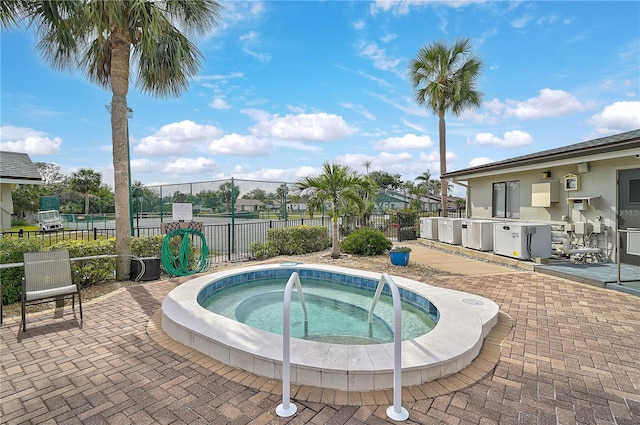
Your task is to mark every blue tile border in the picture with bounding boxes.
[197,267,439,322]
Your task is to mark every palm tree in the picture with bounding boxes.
[70,168,102,214]
[294,162,369,259]
[408,38,483,215]
[10,1,222,279]
[362,159,373,175]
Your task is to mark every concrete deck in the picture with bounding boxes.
[1,246,639,424]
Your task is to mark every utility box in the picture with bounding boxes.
[531,181,559,207]
[574,222,593,235]
[130,257,161,282]
[419,217,439,240]
[438,218,464,245]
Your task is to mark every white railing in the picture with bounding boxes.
[277,271,408,422]
[369,272,409,422]
[276,271,308,418]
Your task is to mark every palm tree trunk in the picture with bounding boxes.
[84,195,90,215]
[332,217,340,258]
[439,110,448,217]
[111,31,132,280]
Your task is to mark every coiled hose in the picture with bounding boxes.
[161,227,210,276]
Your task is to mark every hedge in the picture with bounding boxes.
[0,235,165,305]
[250,225,331,260]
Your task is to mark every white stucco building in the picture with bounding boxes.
[441,129,640,266]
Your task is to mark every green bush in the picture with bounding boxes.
[250,226,331,260]
[0,235,168,305]
[52,239,116,286]
[250,241,278,261]
[267,225,331,256]
[340,227,392,256]
[398,226,416,241]
[131,235,164,258]
[0,237,44,305]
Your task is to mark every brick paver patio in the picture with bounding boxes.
[1,270,639,424]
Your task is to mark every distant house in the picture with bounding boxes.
[374,190,446,212]
[441,129,640,265]
[235,199,264,212]
[0,152,43,230]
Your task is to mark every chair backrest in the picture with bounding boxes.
[23,250,73,292]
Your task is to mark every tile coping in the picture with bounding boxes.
[161,263,500,391]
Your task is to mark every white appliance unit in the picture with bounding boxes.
[493,223,552,260]
[419,217,440,240]
[438,218,464,245]
[462,220,496,251]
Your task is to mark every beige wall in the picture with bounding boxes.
[466,156,640,261]
[0,183,16,230]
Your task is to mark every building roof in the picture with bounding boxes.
[442,129,640,179]
[0,151,42,184]
[236,199,264,207]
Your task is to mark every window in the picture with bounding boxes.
[492,181,520,218]
[630,179,640,203]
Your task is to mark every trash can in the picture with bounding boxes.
[130,257,161,281]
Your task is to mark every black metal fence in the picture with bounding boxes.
[3,210,464,263]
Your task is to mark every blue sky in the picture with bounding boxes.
[1,0,639,196]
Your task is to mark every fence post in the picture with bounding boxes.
[19,229,24,238]
[94,227,98,240]
[227,223,232,261]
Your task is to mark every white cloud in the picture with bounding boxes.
[370,0,483,15]
[511,15,531,28]
[208,134,271,156]
[340,103,376,121]
[380,33,397,43]
[356,40,402,72]
[193,72,244,82]
[209,98,231,109]
[163,157,217,174]
[251,113,357,141]
[504,89,585,119]
[470,157,494,167]
[0,125,62,155]
[241,108,273,122]
[373,134,434,151]
[135,120,224,156]
[402,119,427,133]
[352,20,365,30]
[470,130,533,147]
[130,158,161,173]
[272,140,322,152]
[588,101,640,134]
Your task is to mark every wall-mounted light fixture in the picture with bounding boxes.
[577,162,589,173]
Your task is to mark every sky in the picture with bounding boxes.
[1,0,639,197]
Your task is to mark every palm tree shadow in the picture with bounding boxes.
[126,285,161,318]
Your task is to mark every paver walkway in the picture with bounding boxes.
[1,259,639,424]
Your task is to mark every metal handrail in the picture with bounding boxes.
[0,254,147,281]
[276,271,308,418]
[369,273,409,422]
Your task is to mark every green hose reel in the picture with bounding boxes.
[161,227,210,276]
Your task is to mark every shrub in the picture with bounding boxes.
[390,246,412,252]
[52,239,116,286]
[266,225,331,256]
[0,237,44,305]
[250,226,331,260]
[250,241,278,261]
[398,226,416,241]
[340,228,392,256]
[131,235,164,258]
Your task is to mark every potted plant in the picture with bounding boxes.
[389,246,411,266]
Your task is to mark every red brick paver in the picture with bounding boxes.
[1,272,639,424]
